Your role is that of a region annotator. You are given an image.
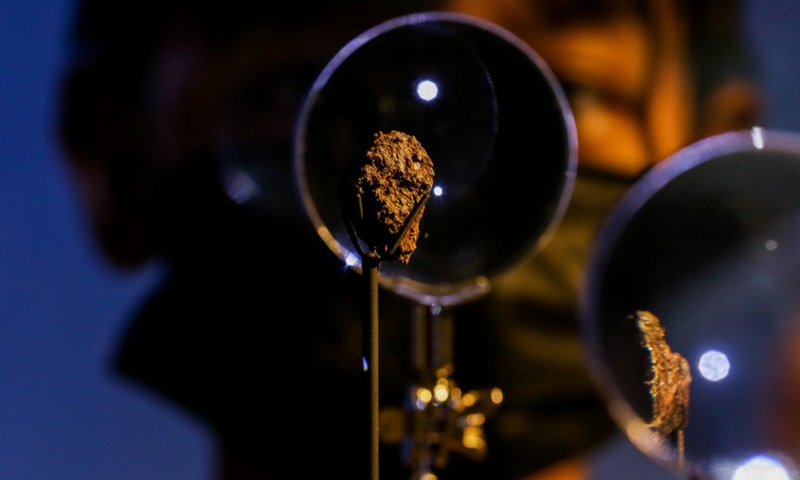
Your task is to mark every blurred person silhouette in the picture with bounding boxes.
[57,1,760,480]
[58,1,438,479]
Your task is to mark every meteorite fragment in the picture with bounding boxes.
[341,130,435,264]
[632,310,691,463]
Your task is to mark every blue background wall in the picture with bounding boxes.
[1,1,798,479]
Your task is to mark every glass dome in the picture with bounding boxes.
[581,128,800,480]
[293,12,576,306]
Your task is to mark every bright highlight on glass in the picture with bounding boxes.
[223,167,260,204]
[416,79,439,101]
[698,350,730,381]
[434,383,450,403]
[414,387,433,410]
[344,251,360,267]
[752,126,765,150]
[732,455,791,480]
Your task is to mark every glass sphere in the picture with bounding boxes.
[294,12,576,306]
[581,128,800,480]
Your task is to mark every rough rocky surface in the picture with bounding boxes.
[342,130,434,264]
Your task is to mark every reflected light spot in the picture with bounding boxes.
[466,413,485,426]
[416,79,438,101]
[434,384,449,403]
[732,455,791,480]
[223,168,260,204]
[432,185,443,197]
[491,388,503,405]
[765,239,778,251]
[461,392,476,408]
[414,388,432,411]
[698,350,730,381]
[752,126,765,150]
[462,426,486,450]
[450,387,462,402]
[343,251,360,267]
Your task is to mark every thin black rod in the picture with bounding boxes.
[363,254,380,480]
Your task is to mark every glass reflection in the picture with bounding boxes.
[730,455,792,480]
[416,79,439,101]
[766,239,778,251]
[698,350,730,382]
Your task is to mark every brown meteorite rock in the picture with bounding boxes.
[632,310,691,439]
[342,130,434,264]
